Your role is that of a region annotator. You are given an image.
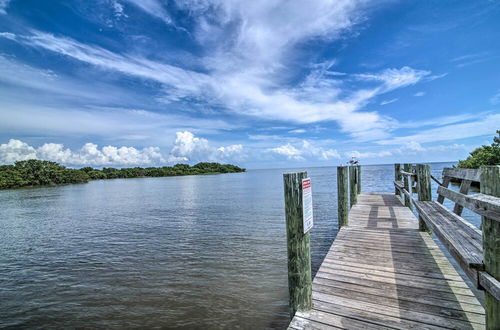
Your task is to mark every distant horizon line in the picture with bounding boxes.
[246,160,458,171]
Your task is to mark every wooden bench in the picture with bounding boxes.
[393,165,500,323]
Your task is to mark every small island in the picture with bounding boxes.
[0,159,246,190]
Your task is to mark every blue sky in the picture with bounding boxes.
[0,0,499,168]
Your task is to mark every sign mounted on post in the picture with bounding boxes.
[302,178,314,233]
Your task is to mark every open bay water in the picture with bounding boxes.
[0,162,480,329]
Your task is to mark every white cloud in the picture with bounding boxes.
[0,139,37,163]
[0,0,10,14]
[355,66,430,92]
[111,1,127,18]
[380,98,398,105]
[167,131,244,163]
[402,141,424,152]
[346,150,392,159]
[377,113,500,145]
[345,141,466,161]
[0,132,244,166]
[22,31,212,99]
[451,52,493,68]
[289,129,306,134]
[397,112,487,129]
[269,140,340,161]
[123,0,172,24]
[2,1,434,141]
[490,90,500,105]
[0,139,165,166]
[0,32,15,40]
[248,134,284,141]
[269,144,304,161]
[414,91,426,97]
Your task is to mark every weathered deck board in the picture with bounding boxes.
[289,193,485,329]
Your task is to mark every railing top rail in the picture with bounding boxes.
[442,167,481,182]
[400,170,416,177]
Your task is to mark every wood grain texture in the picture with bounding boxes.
[416,164,431,232]
[288,193,485,329]
[480,165,500,329]
[337,166,348,228]
[437,186,500,222]
[413,200,483,286]
[284,172,312,318]
[349,166,357,208]
[403,163,413,209]
[443,168,482,182]
[395,164,402,197]
[356,166,361,195]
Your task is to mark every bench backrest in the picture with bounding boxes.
[437,168,500,221]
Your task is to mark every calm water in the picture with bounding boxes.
[0,162,480,329]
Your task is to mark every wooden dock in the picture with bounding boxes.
[289,193,486,329]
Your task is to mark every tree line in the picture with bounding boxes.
[456,130,499,169]
[0,159,246,189]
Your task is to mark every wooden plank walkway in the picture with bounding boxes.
[289,193,486,329]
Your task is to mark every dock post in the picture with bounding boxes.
[403,163,412,209]
[415,164,431,232]
[283,172,312,318]
[337,166,349,228]
[394,164,402,197]
[356,165,361,195]
[349,166,358,207]
[480,165,500,329]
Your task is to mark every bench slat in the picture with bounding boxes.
[437,186,500,222]
[479,271,500,302]
[442,168,481,182]
[413,201,483,286]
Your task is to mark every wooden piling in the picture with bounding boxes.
[349,166,358,208]
[403,163,412,209]
[394,164,402,197]
[480,165,500,329]
[356,165,361,195]
[415,164,431,232]
[337,166,348,228]
[283,172,312,318]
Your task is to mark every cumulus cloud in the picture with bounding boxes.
[269,140,340,161]
[0,139,165,166]
[0,131,246,166]
[414,91,426,97]
[269,144,304,161]
[167,131,244,163]
[0,139,37,163]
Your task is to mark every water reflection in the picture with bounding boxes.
[1,162,476,329]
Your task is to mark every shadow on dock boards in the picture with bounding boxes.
[290,193,485,329]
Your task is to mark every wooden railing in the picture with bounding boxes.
[282,165,362,318]
[394,164,500,329]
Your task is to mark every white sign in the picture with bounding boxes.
[302,178,313,233]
